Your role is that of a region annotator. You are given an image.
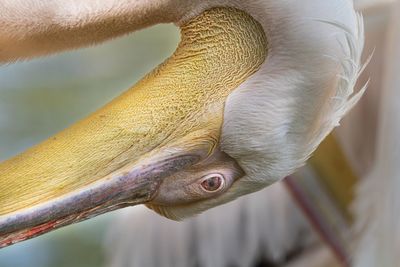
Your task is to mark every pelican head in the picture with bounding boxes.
[0,0,365,246]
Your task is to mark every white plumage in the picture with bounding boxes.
[104,1,400,266]
[123,0,368,221]
[106,183,317,267]
[222,0,365,186]
[353,1,400,266]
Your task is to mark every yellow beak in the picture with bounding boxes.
[0,7,267,247]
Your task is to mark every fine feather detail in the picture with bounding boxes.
[105,183,316,267]
[222,1,367,187]
[154,0,368,220]
[304,14,370,162]
[352,1,400,265]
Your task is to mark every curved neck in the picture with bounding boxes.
[0,0,185,62]
[0,8,267,215]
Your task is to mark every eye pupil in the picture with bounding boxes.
[201,175,223,192]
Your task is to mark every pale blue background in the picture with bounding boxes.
[0,24,180,267]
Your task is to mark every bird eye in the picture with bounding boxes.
[200,174,225,192]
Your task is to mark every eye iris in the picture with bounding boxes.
[201,176,222,192]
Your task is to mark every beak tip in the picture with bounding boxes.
[0,152,201,248]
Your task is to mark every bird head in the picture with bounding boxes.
[0,0,365,246]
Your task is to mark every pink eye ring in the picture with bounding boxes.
[200,174,225,192]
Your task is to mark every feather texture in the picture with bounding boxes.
[222,0,366,188]
[353,1,400,265]
[105,183,315,267]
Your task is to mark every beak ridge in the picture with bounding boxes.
[0,153,200,248]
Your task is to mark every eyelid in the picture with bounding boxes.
[199,173,226,192]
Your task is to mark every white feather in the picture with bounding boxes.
[136,0,367,220]
[353,1,400,265]
[105,183,315,267]
[221,0,366,187]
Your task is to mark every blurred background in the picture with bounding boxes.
[0,24,180,267]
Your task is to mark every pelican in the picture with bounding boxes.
[0,0,366,262]
[104,2,400,266]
